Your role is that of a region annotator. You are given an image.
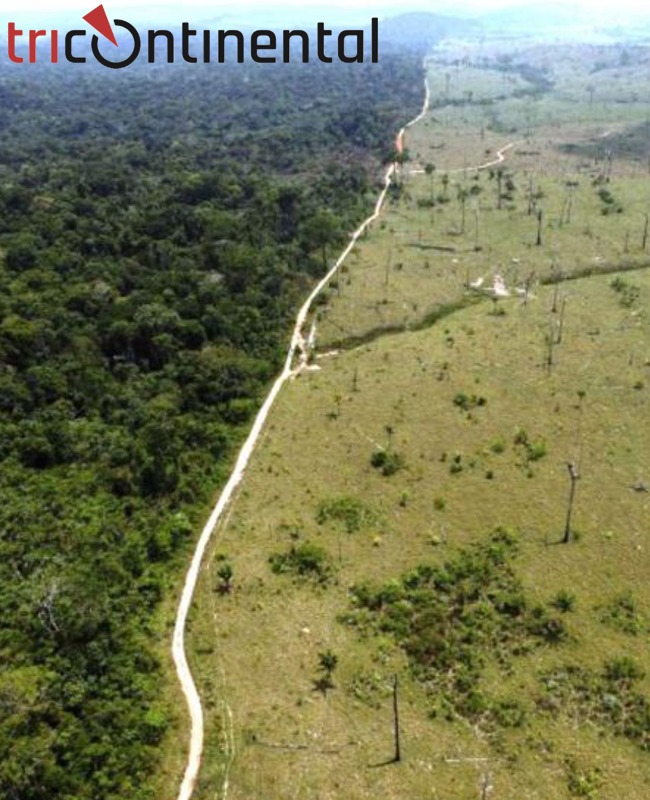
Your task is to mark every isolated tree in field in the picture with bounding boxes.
[441,173,450,200]
[314,649,338,694]
[522,269,535,306]
[473,205,481,250]
[575,389,587,468]
[424,162,436,204]
[392,674,402,763]
[561,181,578,226]
[562,462,580,544]
[544,320,555,374]
[216,562,234,594]
[556,298,567,344]
[457,186,469,234]
[552,281,559,314]
[491,167,504,210]
[527,176,536,216]
[385,424,395,448]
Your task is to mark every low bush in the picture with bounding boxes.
[370,449,405,476]
[343,529,569,727]
[316,496,377,532]
[269,542,333,584]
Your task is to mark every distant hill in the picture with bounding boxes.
[378,12,481,51]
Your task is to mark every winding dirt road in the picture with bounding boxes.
[171,62,523,800]
[172,69,432,800]
[408,140,518,175]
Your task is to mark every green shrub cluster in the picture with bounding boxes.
[316,496,377,533]
[610,277,640,308]
[370,449,405,476]
[596,186,623,215]
[343,530,569,725]
[269,542,333,585]
[453,392,487,412]
[513,428,547,468]
[598,592,646,635]
[539,657,650,750]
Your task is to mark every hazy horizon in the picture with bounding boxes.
[0,0,649,28]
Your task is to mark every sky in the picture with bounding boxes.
[0,0,648,26]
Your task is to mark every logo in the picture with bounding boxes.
[6,4,380,69]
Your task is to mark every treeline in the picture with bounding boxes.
[0,55,424,799]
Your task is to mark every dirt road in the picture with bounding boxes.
[172,68,432,800]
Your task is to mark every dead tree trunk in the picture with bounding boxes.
[563,462,580,544]
[556,298,566,344]
[392,674,401,763]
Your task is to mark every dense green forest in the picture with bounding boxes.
[0,54,424,799]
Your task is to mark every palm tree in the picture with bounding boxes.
[314,650,338,694]
[216,562,234,594]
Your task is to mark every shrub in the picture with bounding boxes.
[370,449,405,476]
[604,656,645,683]
[216,562,234,594]
[551,590,576,613]
[565,758,603,799]
[526,605,568,643]
[610,277,640,307]
[453,392,487,412]
[343,529,572,727]
[540,658,650,752]
[528,441,547,461]
[599,592,646,635]
[513,428,547,466]
[449,457,463,475]
[316,496,376,533]
[269,542,332,584]
[313,649,338,694]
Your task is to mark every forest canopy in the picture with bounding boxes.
[0,52,424,800]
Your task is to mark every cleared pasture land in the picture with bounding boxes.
[186,42,650,800]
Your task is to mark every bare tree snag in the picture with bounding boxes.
[393,674,402,763]
[563,462,580,544]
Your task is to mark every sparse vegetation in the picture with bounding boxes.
[343,530,568,725]
[187,39,650,800]
[539,658,650,750]
[599,592,646,635]
[316,496,377,533]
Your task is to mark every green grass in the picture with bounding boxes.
[185,43,650,800]
[316,57,650,349]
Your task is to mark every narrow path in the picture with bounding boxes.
[171,66,432,800]
[408,141,518,175]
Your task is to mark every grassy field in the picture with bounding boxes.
[316,53,650,350]
[183,40,650,800]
